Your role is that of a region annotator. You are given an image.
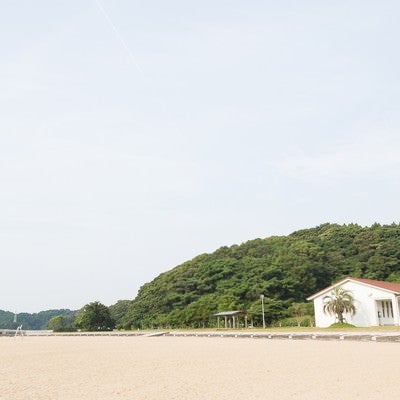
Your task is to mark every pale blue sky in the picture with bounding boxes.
[1,1,400,312]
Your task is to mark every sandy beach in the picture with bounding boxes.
[0,335,399,399]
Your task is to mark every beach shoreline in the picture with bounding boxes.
[0,335,399,399]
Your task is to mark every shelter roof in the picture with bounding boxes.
[213,310,246,317]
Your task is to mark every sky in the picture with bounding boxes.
[1,1,400,313]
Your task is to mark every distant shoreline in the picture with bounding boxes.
[2,328,400,342]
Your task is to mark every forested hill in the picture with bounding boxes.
[120,223,400,329]
[0,309,75,330]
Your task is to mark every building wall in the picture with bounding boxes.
[313,281,398,327]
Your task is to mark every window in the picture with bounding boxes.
[381,301,394,319]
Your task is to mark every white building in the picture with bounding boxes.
[307,277,400,327]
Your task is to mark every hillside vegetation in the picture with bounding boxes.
[120,223,400,329]
[0,309,75,330]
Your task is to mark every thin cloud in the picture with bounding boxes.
[274,134,400,183]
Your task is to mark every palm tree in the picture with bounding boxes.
[323,287,356,324]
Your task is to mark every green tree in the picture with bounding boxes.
[109,300,132,329]
[288,302,314,327]
[323,287,356,324]
[75,301,114,331]
[47,315,76,332]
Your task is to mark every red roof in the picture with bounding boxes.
[349,277,400,293]
[307,277,400,300]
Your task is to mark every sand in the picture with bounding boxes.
[0,335,399,399]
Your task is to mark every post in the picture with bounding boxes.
[260,294,266,328]
[392,296,400,326]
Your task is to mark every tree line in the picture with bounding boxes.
[0,309,75,330]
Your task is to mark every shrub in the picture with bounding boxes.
[328,322,356,329]
[274,315,314,327]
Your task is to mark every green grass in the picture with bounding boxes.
[327,322,356,329]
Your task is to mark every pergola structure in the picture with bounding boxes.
[213,311,247,329]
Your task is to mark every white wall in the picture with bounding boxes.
[313,280,398,327]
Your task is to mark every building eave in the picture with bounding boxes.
[307,277,400,301]
[306,278,351,301]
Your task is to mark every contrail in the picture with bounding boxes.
[94,0,142,73]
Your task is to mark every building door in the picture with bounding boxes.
[377,300,394,325]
